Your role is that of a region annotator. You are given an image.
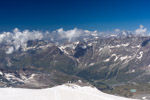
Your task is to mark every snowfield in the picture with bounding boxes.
[0,84,136,100]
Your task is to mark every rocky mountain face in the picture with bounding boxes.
[0,35,150,98]
[61,36,150,85]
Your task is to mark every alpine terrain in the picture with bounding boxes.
[0,28,149,100]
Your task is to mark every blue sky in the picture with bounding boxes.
[0,0,150,32]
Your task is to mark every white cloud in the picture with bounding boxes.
[0,28,43,54]
[56,28,83,41]
[135,25,147,36]
[55,28,98,41]
[114,29,120,32]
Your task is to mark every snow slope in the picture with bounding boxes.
[0,84,136,100]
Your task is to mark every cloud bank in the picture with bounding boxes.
[54,28,98,41]
[0,28,99,54]
[0,25,148,54]
[0,28,43,54]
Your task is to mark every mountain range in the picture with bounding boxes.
[0,32,150,99]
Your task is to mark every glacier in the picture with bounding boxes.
[0,84,136,100]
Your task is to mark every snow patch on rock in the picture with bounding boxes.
[104,58,110,62]
[137,51,143,59]
[89,63,95,66]
[120,56,132,61]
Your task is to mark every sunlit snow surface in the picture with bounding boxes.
[0,84,136,100]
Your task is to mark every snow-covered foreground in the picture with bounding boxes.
[0,84,136,100]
